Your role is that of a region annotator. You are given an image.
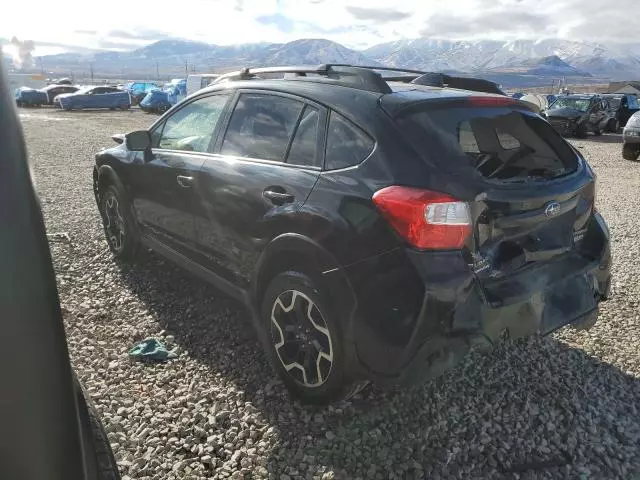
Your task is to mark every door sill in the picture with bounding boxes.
[140,235,248,303]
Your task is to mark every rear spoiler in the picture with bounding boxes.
[412,73,506,96]
[111,133,124,144]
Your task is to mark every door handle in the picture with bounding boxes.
[263,189,294,205]
[176,175,194,188]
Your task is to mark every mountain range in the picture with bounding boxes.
[18,37,640,86]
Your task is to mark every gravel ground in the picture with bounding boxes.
[20,107,640,479]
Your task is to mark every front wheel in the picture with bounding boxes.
[261,271,361,405]
[575,123,588,138]
[623,143,640,161]
[99,185,139,261]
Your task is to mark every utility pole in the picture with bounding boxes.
[38,57,44,75]
[156,60,160,80]
[184,58,188,75]
[90,63,94,83]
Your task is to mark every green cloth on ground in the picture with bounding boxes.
[128,338,178,361]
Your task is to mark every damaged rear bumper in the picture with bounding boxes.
[343,213,611,387]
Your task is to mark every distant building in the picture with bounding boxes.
[608,81,640,95]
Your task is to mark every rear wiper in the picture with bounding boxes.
[486,145,535,179]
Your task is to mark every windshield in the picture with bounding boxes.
[549,97,591,112]
[397,105,578,182]
[605,97,622,109]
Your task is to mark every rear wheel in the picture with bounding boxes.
[575,123,588,138]
[623,143,640,161]
[99,184,139,261]
[261,271,361,405]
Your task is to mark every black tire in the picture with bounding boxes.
[575,123,588,138]
[593,127,602,136]
[608,118,619,133]
[622,143,640,161]
[261,271,359,405]
[99,184,139,261]
[75,377,120,480]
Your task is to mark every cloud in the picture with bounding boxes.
[345,6,411,22]
[107,29,168,41]
[256,13,295,33]
[74,29,97,35]
[420,4,554,39]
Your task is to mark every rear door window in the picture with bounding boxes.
[325,112,374,170]
[286,105,320,167]
[220,94,303,162]
[397,105,578,182]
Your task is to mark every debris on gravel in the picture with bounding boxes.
[21,108,640,479]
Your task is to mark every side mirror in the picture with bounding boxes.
[125,130,151,151]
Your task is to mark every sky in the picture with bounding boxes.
[1,0,639,57]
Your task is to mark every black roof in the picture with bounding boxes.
[197,65,508,123]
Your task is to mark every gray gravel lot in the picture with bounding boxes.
[20,107,640,479]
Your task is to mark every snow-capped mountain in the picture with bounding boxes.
[33,39,377,78]
[28,36,640,83]
[364,38,640,80]
[488,55,591,77]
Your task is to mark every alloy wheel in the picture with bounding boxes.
[104,193,126,253]
[270,290,333,388]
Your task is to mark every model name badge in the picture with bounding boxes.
[544,201,561,218]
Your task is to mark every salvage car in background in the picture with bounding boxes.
[140,78,187,114]
[622,111,640,160]
[543,95,611,137]
[15,87,48,106]
[139,89,172,113]
[41,84,79,104]
[602,93,640,131]
[56,86,131,111]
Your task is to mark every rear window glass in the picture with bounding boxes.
[325,112,374,170]
[397,106,578,182]
[221,94,303,162]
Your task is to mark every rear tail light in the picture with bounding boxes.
[372,186,472,250]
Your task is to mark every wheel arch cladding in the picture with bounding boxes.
[252,233,358,337]
[96,164,125,198]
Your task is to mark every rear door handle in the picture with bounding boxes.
[263,189,294,205]
[176,175,194,188]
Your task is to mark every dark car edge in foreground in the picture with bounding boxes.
[1,64,120,479]
[93,65,612,404]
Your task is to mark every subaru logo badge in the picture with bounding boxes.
[544,201,561,218]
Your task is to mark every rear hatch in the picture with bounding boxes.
[385,96,598,301]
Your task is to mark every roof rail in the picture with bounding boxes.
[212,64,506,96]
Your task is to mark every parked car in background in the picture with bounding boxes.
[602,94,640,131]
[543,95,612,137]
[15,87,48,106]
[139,89,172,113]
[125,82,159,105]
[93,65,611,404]
[41,84,79,104]
[56,86,130,111]
[622,111,640,160]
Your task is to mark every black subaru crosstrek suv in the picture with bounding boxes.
[93,65,611,404]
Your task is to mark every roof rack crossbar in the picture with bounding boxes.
[214,64,398,93]
[212,64,506,96]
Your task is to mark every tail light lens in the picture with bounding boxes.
[372,186,472,250]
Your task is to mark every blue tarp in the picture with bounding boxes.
[15,87,48,106]
[58,91,131,110]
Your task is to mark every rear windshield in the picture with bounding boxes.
[396,106,578,182]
